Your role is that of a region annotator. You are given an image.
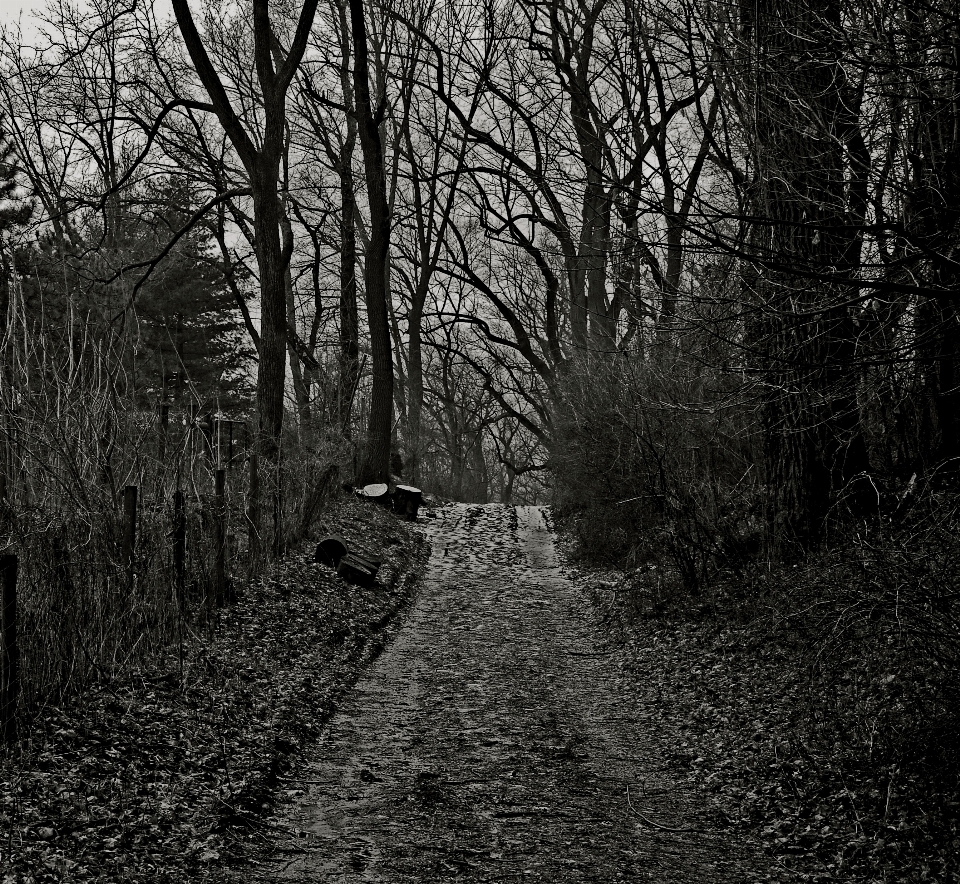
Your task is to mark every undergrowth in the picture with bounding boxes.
[562,492,960,882]
[0,494,428,882]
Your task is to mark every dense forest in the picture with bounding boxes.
[3,0,959,525]
[4,0,960,525]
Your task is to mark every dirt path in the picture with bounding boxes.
[262,504,758,882]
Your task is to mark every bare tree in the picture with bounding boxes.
[170,0,321,551]
[338,0,393,483]
[294,0,363,437]
[731,0,869,542]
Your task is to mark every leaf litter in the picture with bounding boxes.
[578,565,960,884]
[0,496,430,883]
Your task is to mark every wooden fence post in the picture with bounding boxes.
[187,401,197,465]
[122,485,138,589]
[215,418,235,469]
[247,453,260,573]
[213,468,226,607]
[0,407,15,508]
[216,419,235,469]
[158,401,169,465]
[0,420,8,506]
[173,489,186,603]
[1,551,18,743]
[199,413,214,463]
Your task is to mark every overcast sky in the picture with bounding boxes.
[0,0,179,28]
[0,0,30,16]
[0,0,182,35]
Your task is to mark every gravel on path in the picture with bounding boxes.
[260,503,760,882]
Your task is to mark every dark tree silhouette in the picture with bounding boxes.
[171,0,321,554]
[0,109,32,337]
[348,0,393,484]
[738,0,869,543]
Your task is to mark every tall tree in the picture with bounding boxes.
[170,0,321,551]
[738,0,869,543]
[294,0,362,437]
[348,0,393,484]
[388,0,472,485]
[900,2,960,469]
[130,176,254,410]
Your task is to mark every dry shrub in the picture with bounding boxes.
[281,429,353,547]
[4,442,347,713]
[0,385,251,709]
[9,502,202,707]
[0,303,345,716]
[551,352,760,591]
[788,492,960,768]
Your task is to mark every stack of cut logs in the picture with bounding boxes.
[314,534,384,587]
[314,482,424,587]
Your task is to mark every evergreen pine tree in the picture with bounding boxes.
[10,174,254,413]
[130,175,254,413]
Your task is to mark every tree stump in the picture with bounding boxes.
[359,483,391,506]
[354,549,384,569]
[315,534,348,568]
[394,485,423,521]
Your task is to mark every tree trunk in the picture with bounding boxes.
[468,439,489,503]
[406,295,424,484]
[338,166,361,436]
[251,178,287,554]
[172,0,323,559]
[0,251,9,340]
[743,0,869,544]
[583,183,614,346]
[337,0,361,437]
[251,181,286,461]
[904,5,960,472]
[349,0,393,485]
[284,229,312,445]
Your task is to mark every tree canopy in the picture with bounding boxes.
[0,0,958,532]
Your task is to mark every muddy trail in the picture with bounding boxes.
[259,504,759,883]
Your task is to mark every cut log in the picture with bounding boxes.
[393,484,423,521]
[337,551,378,586]
[314,534,348,568]
[359,482,391,506]
[352,549,384,569]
